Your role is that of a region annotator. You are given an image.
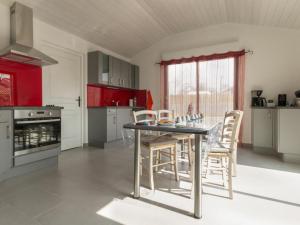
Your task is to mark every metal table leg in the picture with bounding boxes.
[134,129,141,198]
[194,134,202,219]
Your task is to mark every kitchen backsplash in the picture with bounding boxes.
[0,59,42,106]
[87,84,147,107]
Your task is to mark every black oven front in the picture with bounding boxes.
[13,109,61,157]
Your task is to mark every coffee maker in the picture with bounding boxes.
[252,90,267,107]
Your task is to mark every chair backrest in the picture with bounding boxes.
[133,110,157,123]
[221,110,244,151]
[157,110,174,121]
[121,128,135,146]
[205,122,223,150]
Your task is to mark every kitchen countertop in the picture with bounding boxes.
[0,106,64,110]
[88,106,145,109]
[251,106,300,109]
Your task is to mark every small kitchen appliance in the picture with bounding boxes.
[251,90,267,107]
[278,94,287,107]
[294,90,300,107]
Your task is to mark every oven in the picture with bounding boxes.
[13,109,61,166]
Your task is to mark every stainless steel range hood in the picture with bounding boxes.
[0,2,58,66]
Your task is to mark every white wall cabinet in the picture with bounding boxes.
[252,108,275,150]
[0,111,12,177]
[277,109,300,162]
[252,108,300,162]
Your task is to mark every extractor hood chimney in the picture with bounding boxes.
[0,2,58,66]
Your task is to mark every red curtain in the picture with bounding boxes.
[160,64,168,109]
[160,50,245,66]
[160,50,246,143]
[235,54,246,143]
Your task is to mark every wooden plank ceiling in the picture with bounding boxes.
[2,0,300,57]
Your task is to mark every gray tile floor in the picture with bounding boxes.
[0,142,300,225]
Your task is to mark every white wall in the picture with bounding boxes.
[131,23,300,144]
[0,3,130,144]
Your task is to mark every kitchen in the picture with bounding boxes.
[0,1,300,225]
[0,2,148,181]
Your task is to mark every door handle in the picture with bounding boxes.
[6,125,10,139]
[76,96,81,107]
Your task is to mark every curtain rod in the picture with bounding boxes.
[155,49,254,65]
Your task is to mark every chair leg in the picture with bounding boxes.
[181,140,185,159]
[232,148,237,177]
[221,157,226,187]
[228,155,233,199]
[205,156,211,178]
[155,150,159,172]
[173,146,179,181]
[149,150,154,190]
[169,148,175,171]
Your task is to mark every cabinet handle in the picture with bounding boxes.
[113,116,116,124]
[6,125,10,139]
[118,78,121,85]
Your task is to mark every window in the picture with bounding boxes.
[168,62,197,117]
[167,58,235,120]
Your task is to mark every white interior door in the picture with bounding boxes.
[41,43,83,151]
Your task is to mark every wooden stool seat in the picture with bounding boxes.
[142,135,177,148]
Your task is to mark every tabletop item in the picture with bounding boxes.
[158,119,174,126]
[129,99,134,107]
[267,99,275,107]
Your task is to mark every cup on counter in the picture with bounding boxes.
[129,99,134,107]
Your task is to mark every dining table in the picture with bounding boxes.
[123,118,219,219]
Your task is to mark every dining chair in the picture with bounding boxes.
[133,110,179,190]
[158,110,193,166]
[203,110,243,199]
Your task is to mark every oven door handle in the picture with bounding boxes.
[15,119,61,124]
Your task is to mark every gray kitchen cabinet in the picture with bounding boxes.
[109,56,122,86]
[0,111,12,177]
[116,108,132,139]
[88,51,139,89]
[131,65,140,89]
[120,61,131,88]
[88,107,132,148]
[252,108,275,153]
[107,113,117,142]
[88,51,110,84]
